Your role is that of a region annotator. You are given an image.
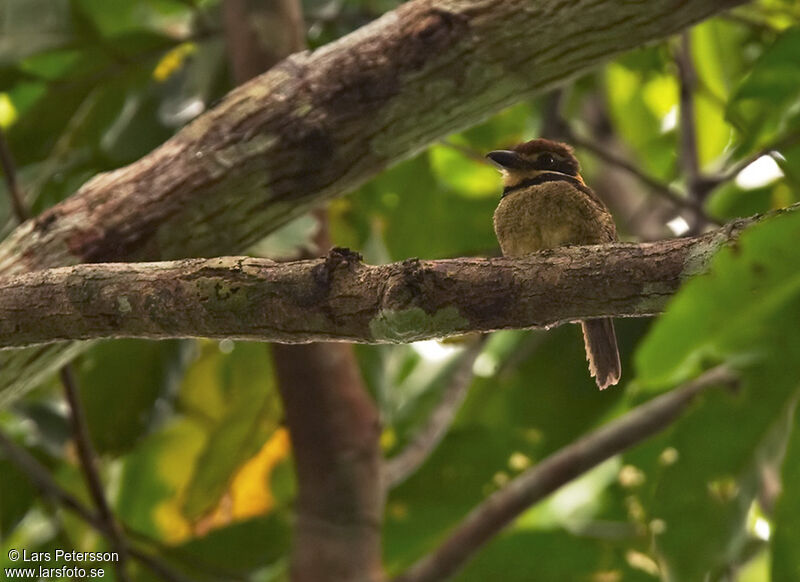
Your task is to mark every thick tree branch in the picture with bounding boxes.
[0,205,793,356]
[0,0,747,400]
[274,343,384,581]
[393,365,739,582]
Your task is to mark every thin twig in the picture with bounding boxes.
[385,336,486,487]
[0,429,194,582]
[676,32,702,204]
[60,368,131,581]
[393,366,739,582]
[0,127,30,222]
[714,131,800,186]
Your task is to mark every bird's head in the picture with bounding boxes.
[486,138,583,189]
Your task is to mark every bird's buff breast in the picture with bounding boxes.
[493,181,611,257]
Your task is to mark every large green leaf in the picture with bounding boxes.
[631,208,800,579]
[117,417,207,539]
[604,61,678,181]
[635,209,800,389]
[77,339,187,455]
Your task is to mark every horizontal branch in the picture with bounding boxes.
[0,0,746,400]
[393,365,739,582]
[0,207,789,349]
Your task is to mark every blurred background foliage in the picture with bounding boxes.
[1,0,800,581]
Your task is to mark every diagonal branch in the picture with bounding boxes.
[0,0,747,276]
[0,127,30,223]
[393,365,739,582]
[60,368,131,581]
[0,204,794,355]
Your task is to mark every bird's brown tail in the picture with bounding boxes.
[581,318,621,390]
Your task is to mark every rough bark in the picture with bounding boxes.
[0,206,787,362]
[0,0,747,397]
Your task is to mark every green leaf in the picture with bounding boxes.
[77,339,187,454]
[117,417,207,539]
[696,91,733,168]
[73,0,192,38]
[174,515,290,576]
[642,366,796,581]
[343,154,499,260]
[458,322,648,445]
[384,426,540,574]
[706,183,780,221]
[0,454,36,537]
[728,27,800,143]
[428,144,499,199]
[635,209,800,389]
[604,63,677,180]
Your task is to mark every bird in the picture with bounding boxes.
[487,138,621,390]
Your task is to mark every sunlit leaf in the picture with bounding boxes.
[179,342,282,521]
[117,417,207,542]
[428,143,498,199]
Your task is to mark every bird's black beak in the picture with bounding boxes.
[486,150,527,170]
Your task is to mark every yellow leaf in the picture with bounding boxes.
[153,43,196,83]
[0,94,18,128]
[192,428,291,535]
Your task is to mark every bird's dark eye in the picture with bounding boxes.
[539,153,556,166]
